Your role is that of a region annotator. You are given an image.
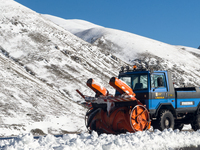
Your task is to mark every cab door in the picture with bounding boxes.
[150,72,171,109]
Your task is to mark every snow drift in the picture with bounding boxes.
[0,129,199,150]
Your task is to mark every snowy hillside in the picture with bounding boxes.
[0,0,129,136]
[0,52,86,136]
[0,0,126,103]
[44,15,200,87]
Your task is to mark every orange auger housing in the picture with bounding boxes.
[77,77,151,134]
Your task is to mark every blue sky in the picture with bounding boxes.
[15,0,200,48]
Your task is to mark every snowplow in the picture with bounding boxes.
[77,66,200,134]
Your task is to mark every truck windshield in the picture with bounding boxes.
[119,74,148,91]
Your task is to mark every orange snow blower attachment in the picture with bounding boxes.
[77,77,151,134]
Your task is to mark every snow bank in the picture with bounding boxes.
[1,129,200,150]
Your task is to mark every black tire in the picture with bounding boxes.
[174,123,184,131]
[191,114,200,131]
[156,110,174,131]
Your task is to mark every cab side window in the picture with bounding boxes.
[151,74,166,89]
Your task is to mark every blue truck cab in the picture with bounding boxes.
[118,66,200,131]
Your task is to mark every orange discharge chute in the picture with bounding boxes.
[109,77,136,100]
[86,78,108,96]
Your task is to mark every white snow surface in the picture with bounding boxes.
[43,14,102,34]
[0,128,199,150]
[0,51,86,136]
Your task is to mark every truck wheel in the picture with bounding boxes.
[191,114,200,131]
[174,123,184,131]
[157,110,174,131]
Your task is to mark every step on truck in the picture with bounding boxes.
[77,66,200,134]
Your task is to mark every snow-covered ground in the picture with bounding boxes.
[1,127,200,150]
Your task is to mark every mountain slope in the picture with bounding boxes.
[1,0,126,102]
[44,15,200,87]
[0,0,128,136]
[0,52,86,136]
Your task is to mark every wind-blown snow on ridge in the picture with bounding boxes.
[43,14,106,44]
[43,14,102,34]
